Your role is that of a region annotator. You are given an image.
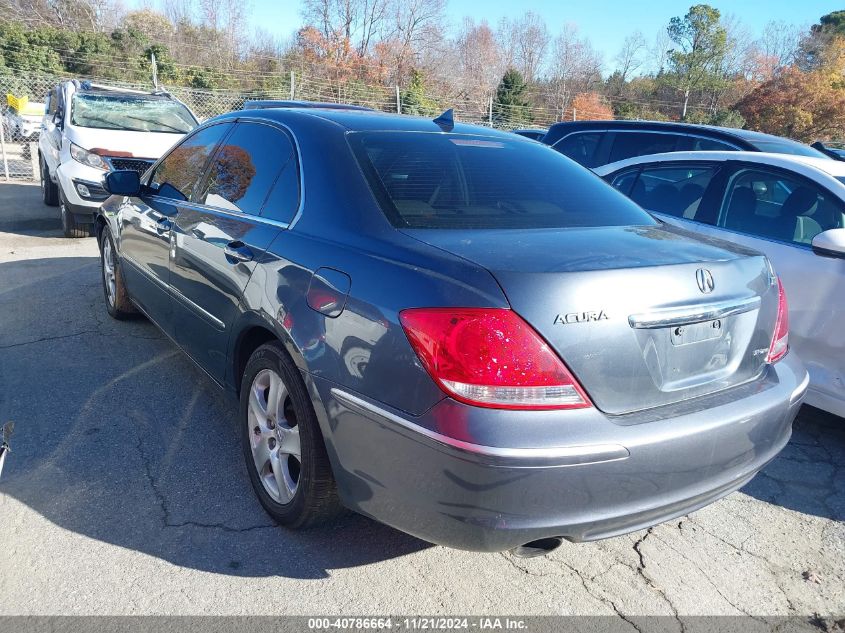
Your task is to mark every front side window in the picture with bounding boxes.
[149,124,232,201]
[195,122,295,216]
[608,132,680,164]
[71,93,197,133]
[553,132,603,167]
[719,168,845,245]
[626,165,719,219]
[683,137,737,151]
[350,132,656,229]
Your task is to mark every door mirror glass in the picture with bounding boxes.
[52,110,63,127]
[811,228,845,257]
[103,170,141,196]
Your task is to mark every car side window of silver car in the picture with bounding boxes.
[623,164,720,219]
[193,121,294,216]
[718,168,845,246]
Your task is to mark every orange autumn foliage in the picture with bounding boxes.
[571,92,614,120]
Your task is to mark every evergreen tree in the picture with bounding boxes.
[400,70,438,116]
[492,68,532,127]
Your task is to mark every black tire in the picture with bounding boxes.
[99,228,137,320]
[40,157,59,207]
[240,342,341,528]
[60,192,91,238]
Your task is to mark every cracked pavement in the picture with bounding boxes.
[0,182,843,619]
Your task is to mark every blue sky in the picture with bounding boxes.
[248,0,841,56]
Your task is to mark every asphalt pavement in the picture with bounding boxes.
[0,181,843,622]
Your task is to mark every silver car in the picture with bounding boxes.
[95,110,808,556]
[597,151,845,419]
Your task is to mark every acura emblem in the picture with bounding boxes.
[696,268,715,294]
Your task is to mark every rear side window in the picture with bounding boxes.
[349,132,656,229]
[627,165,720,218]
[195,122,293,215]
[261,150,300,224]
[553,132,602,167]
[150,123,231,201]
[609,132,680,163]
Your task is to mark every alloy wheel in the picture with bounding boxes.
[247,368,301,504]
[102,238,116,306]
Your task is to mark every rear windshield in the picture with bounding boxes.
[71,93,197,133]
[750,138,829,159]
[349,132,656,229]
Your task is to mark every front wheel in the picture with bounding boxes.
[240,342,341,528]
[60,193,90,238]
[100,229,136,319]
[40,157,59,207]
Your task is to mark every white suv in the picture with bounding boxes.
[38,80,198,237]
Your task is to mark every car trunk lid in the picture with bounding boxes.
[403,225,779,415]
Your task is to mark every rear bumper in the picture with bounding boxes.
[311,353,808,551]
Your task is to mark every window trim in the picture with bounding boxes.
[715,160,845,249]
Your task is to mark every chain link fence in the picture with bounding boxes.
[0,70,594,181]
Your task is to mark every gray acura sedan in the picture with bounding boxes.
[94,106,808,556]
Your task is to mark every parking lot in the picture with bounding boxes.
[0,181,843,620]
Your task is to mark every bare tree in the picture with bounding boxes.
[753,20,804,78]
[612,30,646,89]
[451,18,504,113]
[384,0,444,84]
[547,23,602,117]
[497,11,549,83]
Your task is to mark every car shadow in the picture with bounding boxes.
[741,405,845,521]
[0,182,62,236]
[0,255,431,579]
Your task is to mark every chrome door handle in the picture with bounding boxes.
[155,218,172,234]
[224,241,253,263]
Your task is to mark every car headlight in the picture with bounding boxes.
[70,143,107,170]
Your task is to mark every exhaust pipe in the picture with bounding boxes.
[511,537,563,558]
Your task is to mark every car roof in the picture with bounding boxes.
[542,119,819,148]
[218,107,528,139]
[593,150,845,188]
[242,100,375,111]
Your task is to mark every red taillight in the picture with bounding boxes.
[399,308,592,410]
[767,277,789,363]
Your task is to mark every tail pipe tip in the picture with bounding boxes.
[510,537,564,558]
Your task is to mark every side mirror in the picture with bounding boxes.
[811,228,845,258]
[52,110,64,128]
[103,170,141,197]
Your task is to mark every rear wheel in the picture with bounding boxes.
[100,229,136,319]
[60,193,90,238]
[40,157,59,207]
[240,342,341,528]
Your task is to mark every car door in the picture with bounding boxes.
[168,120,298,382]
[117,122,233,334]
[40,87,62,173]
[646,162,845,414]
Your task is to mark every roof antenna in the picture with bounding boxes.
[433,108,454,131]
